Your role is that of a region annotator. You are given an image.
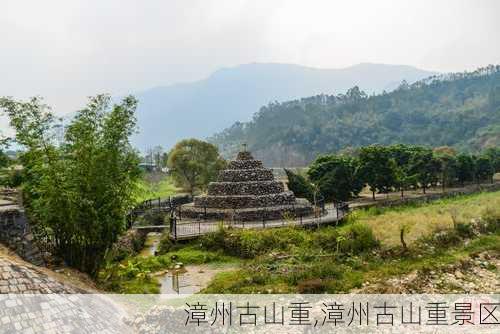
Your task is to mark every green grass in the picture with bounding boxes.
[134,175,179,203]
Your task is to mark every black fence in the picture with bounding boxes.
[126,194,192,228]
[169,200,350,240]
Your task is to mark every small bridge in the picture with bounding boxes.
[132,202,349,241]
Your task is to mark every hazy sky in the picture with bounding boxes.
[1,0,500,126]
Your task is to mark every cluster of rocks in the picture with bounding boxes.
[182,150,313,221]
[355,252,499,293]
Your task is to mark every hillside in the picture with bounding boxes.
[132,63,436,150]
[210,65,500,166]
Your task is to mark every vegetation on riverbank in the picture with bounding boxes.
[98,245,237,293]
[202,190,500,293]
[99,190,500,294]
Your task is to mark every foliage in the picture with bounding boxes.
[167,138,226,195]
[338,223,379,253]
[0,95,140,276]
[307,155,363,201]
[408,148,440,193]
[211,65,500,166]
[358,145,397,199]
[284,169,315,202]
[98,246,233,293]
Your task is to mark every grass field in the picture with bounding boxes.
[354,191,500,247]
[134,174,179,203]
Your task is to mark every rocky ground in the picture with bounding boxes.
[354,251,499,293]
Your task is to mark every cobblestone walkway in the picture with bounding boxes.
[0,257,80,294]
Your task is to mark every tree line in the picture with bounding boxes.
[287,144,500,202]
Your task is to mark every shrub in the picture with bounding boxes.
[107,230,147,262]
[481,206,500,233]
[339,223,379,254]
[199,224,227,250]
[432,229,462,247]
[157,233,174,254]
[454,222,475,238]
[202,227,306,258]
[309,226,340,250]
[6,169,24,188]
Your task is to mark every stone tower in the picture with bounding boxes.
[182,150,313,221]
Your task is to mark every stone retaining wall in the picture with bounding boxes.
[207,181,284,196]
[194,191,296,208]
[228,160,263,169]
[0,207,44,266]
[182,201,313,222]
[218,169,274,182]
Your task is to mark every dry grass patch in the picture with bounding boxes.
[354,191,500,247]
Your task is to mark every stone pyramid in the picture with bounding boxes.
[182,150,313,221]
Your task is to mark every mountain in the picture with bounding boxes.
[132,63,437,150]
[210,65,500,167]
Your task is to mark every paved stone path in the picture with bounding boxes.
[0,257,80,294]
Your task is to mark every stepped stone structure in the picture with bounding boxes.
[182,150,313,221]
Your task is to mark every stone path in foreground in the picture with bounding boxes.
[0,257,81,294]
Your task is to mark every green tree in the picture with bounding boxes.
[483,147,500,173]
[408,149,440,194]
[0,95,140,276]
[358,146,397,200]
[455,153,475,186]
[474,155,495,183]
[433,147,458,192]
[167,139,226,195]
[308,155,363,202]
[284,169,314,202]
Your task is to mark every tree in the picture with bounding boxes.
[474,155,495,183]
[358,146,397,200]
[388,144,421,197]
[0,150,9,169]
[0,95,140,276]
[483,147,500,173]
[433,147,457,192]
[284,169,314,202]
[455,153,475,186]
[408,149,440,194]
[307,155,363,202]
[167,139,226,195]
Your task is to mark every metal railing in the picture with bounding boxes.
[168,200,349,240]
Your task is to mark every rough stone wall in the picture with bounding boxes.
[194,191,296,209]
[228,160,263,169]
[208,181,285,196]
[0,207,45,266]
[218,168,274,182]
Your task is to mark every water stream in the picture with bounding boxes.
[139,232,203,294]
[139,232,162,257]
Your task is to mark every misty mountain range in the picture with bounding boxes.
[132,63,438,150]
